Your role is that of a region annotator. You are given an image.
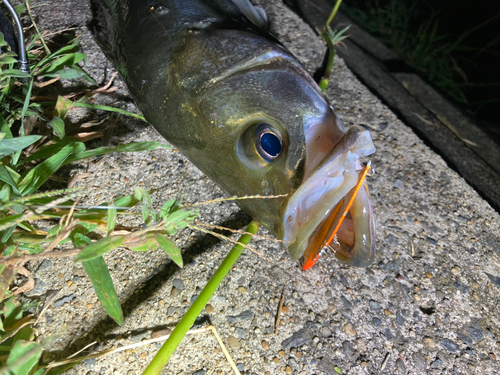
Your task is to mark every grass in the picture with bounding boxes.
[0,2,201,373]
[342,0,490,105]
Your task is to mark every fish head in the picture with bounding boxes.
[177,32,376,267]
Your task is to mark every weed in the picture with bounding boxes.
[343,0,473,103]
[0,3,197,372]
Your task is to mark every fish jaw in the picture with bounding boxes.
[281,125,376,266]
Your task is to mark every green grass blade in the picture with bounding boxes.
[106,203,117,235]
[114,193,142,208]
[37,52,86,75]
[20,79,33,137]
[62,141,170,166]
[0,213,25,232]
[72,102,146,121]
[47,116,65,139]
[5,340,43,375]
[75,235,126,262]
[0,69,31,78]
[18,140,72,165]
[0,164,21,191]
[142,220,260,375]
[18,142,85,195]
[0,113,12,138]
[82,256,124,326]
[156,234,183,267]
[0,135,42,158]
[0,265,15,301]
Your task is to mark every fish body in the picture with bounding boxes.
[90,0,376,266]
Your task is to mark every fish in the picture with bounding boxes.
[89,0,376,267]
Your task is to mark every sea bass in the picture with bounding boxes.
[90,0,376,267]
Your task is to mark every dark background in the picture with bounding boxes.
[341,0,500,142]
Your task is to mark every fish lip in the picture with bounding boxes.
[281,125,375,263]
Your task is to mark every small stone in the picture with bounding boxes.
[423,337,436,349]
[25,279,48,297]
[356,338,366,352]
[262,340,270,350]
[342,341,355,357]
[451,266,461,275]
[83,358,96,369]
[394,179,404,189]
[213,295,226,303]
[279,350,285,357]
[285,365,292,373]
[372,317,382,327]
[320,327,332,337]
[205,304,214,314]
[273,357,280,363]
[302,293,316,304]
[281,328,314,349]
[439,338,460,353]
[282,305,289,313]
[38,259,52,270]
[172,278,185,290]
[141,352,147,359]
[369,300,380,310]
[344,323,356,336]
[54,294,76,307]
[227,336,240,349]
[239,309,255,320]
[458,323,484,344]
[170,287,178,297]
[236,363,244,371]
[396,313,405,326]
[238,286,248,294]
[327,304,337,314]
[383,328,394,340]
[151,328,171,338]
[192,371,205,375]
[396,358,406,373]
[66,280,73,287]
[413,353,427,371]
[235,327,246,339]
[431,358,442,368]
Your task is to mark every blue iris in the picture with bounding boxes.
[260,132,282,157]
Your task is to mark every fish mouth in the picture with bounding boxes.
[282,125,376,267]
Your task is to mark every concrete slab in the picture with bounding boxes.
[24,1,500,374]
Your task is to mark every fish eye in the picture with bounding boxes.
[237,121,286,169]
[255,123,283,162]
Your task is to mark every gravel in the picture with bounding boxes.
[23,1,500,374]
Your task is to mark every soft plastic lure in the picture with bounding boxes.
[301,161,372,270]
